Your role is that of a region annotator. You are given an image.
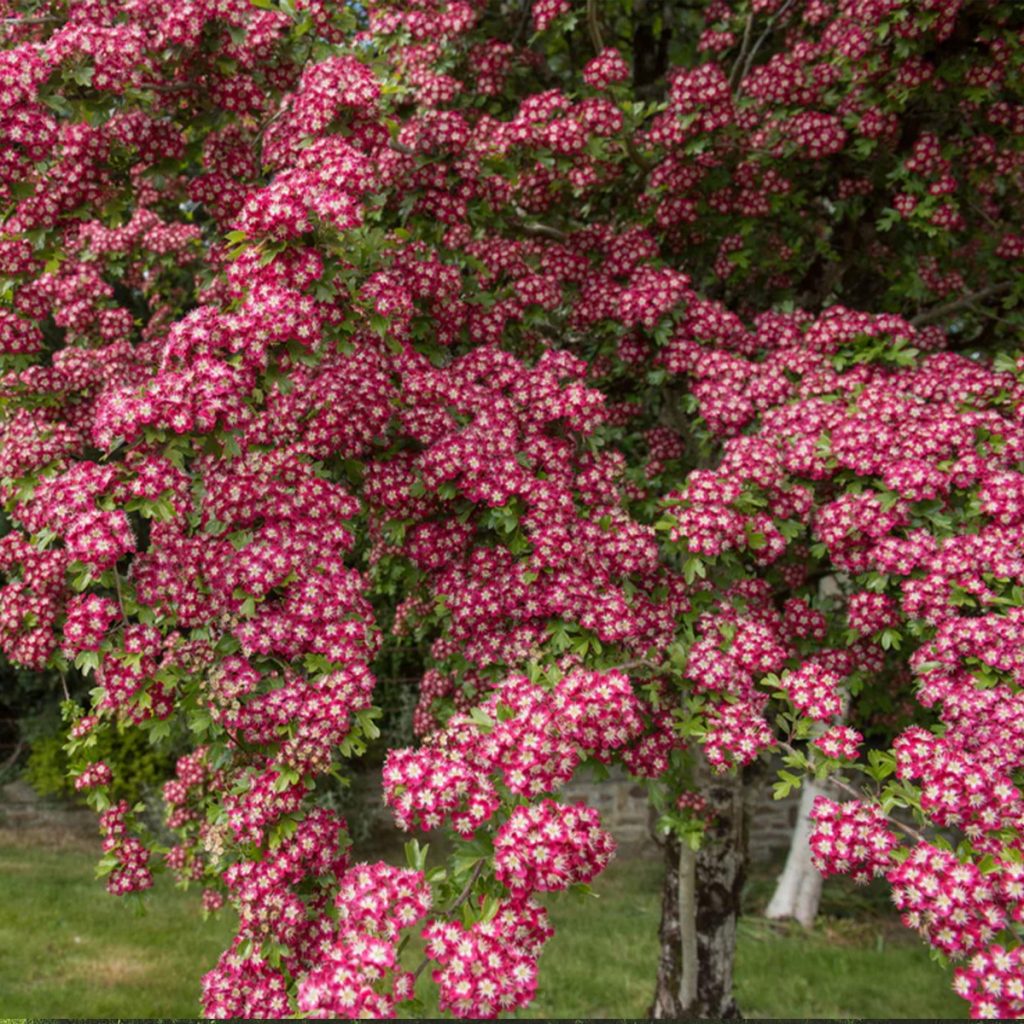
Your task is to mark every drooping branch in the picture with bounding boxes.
[412,858,487,980]
[625,136,655,174]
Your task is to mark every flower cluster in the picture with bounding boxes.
[954,945,1024,1020]
[888,845,1006,958]
[74,761,112,790]
[493,800,615,893]
[296,861,431,1018]
[779,664,843,722]
[99,801,153,896]
[812,725,863,761]
[808,797,898,883]
[423,897,553,1018]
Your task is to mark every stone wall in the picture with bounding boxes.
[0,778,95,834]
[2,764,803,861]
[560,766,800,861]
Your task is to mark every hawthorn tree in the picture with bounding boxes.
[2,0,1024,1018]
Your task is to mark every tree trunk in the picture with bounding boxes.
[650,829,686,1018]
[650,754,746,1019]
[764,778,826,929]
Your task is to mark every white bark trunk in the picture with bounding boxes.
[764,777,826,928]
[677,842,698,1010]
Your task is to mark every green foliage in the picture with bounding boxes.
[24,723,175,807]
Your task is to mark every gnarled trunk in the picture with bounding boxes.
[650,754,746,1019]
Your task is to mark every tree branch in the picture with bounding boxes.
[728,12,755,92]
[412,857,487,981]
[586,0,605,54]
[112,567,128,620]
[511,214,569,242]
[253,103,290,159]
[625,136,655,174]
[513,0,532,44]
[778,741,930,845]
[137,79,200,94]
[910,281,1014,328]
[447,857,486,916]
[737,0,796,91]
[0,739,25,773]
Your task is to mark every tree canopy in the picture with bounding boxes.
[2,0,1024,1017]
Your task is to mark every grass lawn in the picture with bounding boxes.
[0,828,966,1019]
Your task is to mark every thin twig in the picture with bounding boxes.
[112,567,128,619]
[0,739,25,772]
[516,222,568,241]
[737,0,796,91]
[511,209,570,241]
[910,281,1014,327]
[513,0,532,44]
[779,741,930,845]
[137,80,198,94]
[611,656,665,673]
[447,857,486,916]
[412,858,488,981]
[625,136,655,174]
[586,0,604,54]
[728,12,755,92]
[253,103,289,160]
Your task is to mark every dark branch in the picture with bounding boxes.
[586,0,604,54]
[910,281,1014,328]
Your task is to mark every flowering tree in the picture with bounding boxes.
[3,0,1024,1018]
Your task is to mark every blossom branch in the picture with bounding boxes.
[412,857,488,981]
[778,741,930,845]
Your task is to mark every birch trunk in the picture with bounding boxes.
[764,777,827,928]
[650,753,746,1019]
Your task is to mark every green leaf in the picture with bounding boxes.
[148,719,171,744]
[469,706,494,733]
[404,839,429,873]
[867,749,896,781]
[879,628,902,651]
[354,707,382,741]
[683,556,706,584]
